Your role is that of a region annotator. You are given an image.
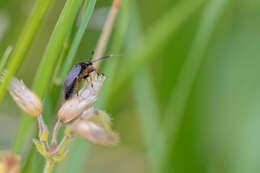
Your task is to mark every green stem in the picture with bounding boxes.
[44,160,55,173]
[56,136,71,153]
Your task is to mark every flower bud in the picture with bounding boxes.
[8,78,42,116]
[58,74,105,124]
[72,120,119,146]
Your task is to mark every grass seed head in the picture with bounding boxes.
[8,77,42,116]
[72,119,119,146]
[58,73,105,124]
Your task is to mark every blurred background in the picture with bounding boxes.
[1,0,260,173]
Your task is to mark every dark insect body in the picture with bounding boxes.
[63,56,110,100]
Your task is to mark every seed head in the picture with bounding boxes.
[70,109,119,146]
[58,74,105,124]
[8,78,42,116]
[0,150,20,173]
[72,120,119,146]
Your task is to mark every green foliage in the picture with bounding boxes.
[13,0,84,155]
[1,0,260,173]
[0,0,54,102]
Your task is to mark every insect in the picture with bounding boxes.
[63,55,111,100]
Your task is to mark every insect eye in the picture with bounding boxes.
[81,63,88,69]
[84,61,92,66]
[82,64,87,68]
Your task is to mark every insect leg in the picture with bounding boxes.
[89,75,93,87]
[83,74,89,79]
[94,68,104,76]
[88,66,104,76]
[83,73,93,87]
[76,77,80,96]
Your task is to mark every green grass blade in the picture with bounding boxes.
[0,0,54,103]
[46,0,96,126]
[53,1,98,172]
[57,0,96,84]
[0,46,12,73]
[13,0,84,154]
[164,0,228,139]
[161,1,228,171]
[20,0,85,171]
[31,0,84,95]
[96,0,130,108]
[133,70,166,173]
[107,0,207,105]
[60,1,128,172]
[126,2,166,172]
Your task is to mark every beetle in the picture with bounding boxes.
[63,55,111,100]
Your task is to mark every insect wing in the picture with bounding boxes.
[64,64,81,87]
[63,64,82,99]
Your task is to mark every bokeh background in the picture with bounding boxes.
[1,0,260,173]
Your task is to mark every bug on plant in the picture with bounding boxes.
[63,55,111,100]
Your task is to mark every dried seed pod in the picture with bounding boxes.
[58,74,105,124]
[58,97,95,124]
[72,120,119,146]
[0,150,20,173]
[8,78,42,116]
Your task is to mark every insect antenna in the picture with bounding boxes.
[91,54,120,63]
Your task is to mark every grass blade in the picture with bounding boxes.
[0,0,54,103]
[57,0,97,84]
[96,0,130,108]
[93,0,121,66]
[126,2,166,172]
[133,70,166,173]
[0,46,12,73]
[59,1,123,172]
[107,0,207,106]
[13,0,83,156]
[20,0,85,171]
[164,0,228,139]
[161,1,228,172]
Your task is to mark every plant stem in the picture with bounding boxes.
[93,0,121,67]
[55,134,72,155]
[37,114,45,136]
[51,119,62,149]
[44,160,54,173]
[96,0,129,109]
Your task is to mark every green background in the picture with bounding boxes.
[1,0,260,172]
